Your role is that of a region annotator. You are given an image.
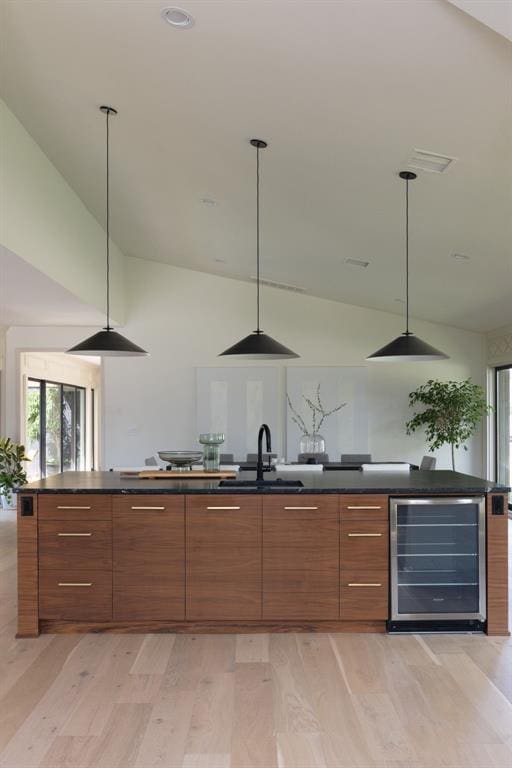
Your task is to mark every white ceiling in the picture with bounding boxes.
[447,0,512,42]
[0,0,511,333]
[0,246,107,327]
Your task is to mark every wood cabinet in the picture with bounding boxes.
[19,488,508,635]
[186,496,262,620]
[113,496,185,620]
[262,496,339,620]
[340,496,389,620]
[37,494,112,623]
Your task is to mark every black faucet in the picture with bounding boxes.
[256,423,272,483]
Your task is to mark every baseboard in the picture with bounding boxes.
[39,619,387,634]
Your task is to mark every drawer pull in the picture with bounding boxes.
[58,582,93,587]
[57,532,93,537]
[56,505,92,510]
[348,582,382,588]
[347,505,382,510]
[206,506,241,510]
[284,506,318,510]
[130,506,165,510]
[347,533,383,538]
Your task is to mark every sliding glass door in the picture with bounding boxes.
[495,366,512,508]
[25,378,87,480]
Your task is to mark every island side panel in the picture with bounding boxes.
[487,493,509,635]
[17,494,39,637]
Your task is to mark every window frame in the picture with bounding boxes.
[26,377,87,478]
[494,364,512,511]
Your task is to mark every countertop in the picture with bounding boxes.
[20,470,510,495]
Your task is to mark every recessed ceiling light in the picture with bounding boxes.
[161,6,194,28]
[451,252,470,261]
[345,258,370,268]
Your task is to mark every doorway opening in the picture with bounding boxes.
[22,353,100,481]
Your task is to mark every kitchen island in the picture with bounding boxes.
[17,470,509,637]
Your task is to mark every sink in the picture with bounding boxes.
[218,479,304,489]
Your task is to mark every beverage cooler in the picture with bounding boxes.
[388,497,486,631]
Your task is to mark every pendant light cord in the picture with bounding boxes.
[256,143,261,333]
[405,176,410,335]
[105,108,111,331]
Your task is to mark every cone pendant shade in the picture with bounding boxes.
[367,171,448,362]
[67,329,147,356]
[67,106,147,357]
[220,330,298,360]
[368,332,448,362]
[219,139,299,360]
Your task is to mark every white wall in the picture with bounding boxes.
[0,99,126,323]
[99,258,486,474]
[3,260,487,474]
[0,326,6,371]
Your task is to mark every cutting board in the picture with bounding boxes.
[136,470,237,480]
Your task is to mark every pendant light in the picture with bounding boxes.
[367,171,448,362]
[219,139,299,359]
[68,106,147,356]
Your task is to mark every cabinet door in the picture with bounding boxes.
[186,496,262,620]
[113,496,185,620]
[262,496,339,620]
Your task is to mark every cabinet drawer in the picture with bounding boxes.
[39,520,112,570]
[186,495,260,514]
[341,516,388,571]
[339,495,388,515]
[113,495,184,514]
[39,569,112,620]
[340,569,388,620]
[39,495,112,521]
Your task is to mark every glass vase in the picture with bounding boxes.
[299,433,326,456]
[199,433,225,472]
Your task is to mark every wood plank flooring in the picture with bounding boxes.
[0,509,511,768]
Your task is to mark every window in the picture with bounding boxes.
[26,378,86,481]
[495,365,512,511]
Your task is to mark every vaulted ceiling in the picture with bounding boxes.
[0,246,106,327]
[1,0,511,332]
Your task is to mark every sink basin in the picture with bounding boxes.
[218,479,304,489]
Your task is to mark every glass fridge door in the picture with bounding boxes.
[391,498,486,620]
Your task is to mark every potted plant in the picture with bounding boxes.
[0,437,29,509]
[287,384,347,456]
[406,379,490,471]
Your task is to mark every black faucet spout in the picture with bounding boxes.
[256,423,272,483]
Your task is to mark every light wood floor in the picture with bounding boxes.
[0,510,511,768]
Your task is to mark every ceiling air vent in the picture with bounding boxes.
[249,276,306,294]
[407,148,457,174]
[345,258,369,268]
